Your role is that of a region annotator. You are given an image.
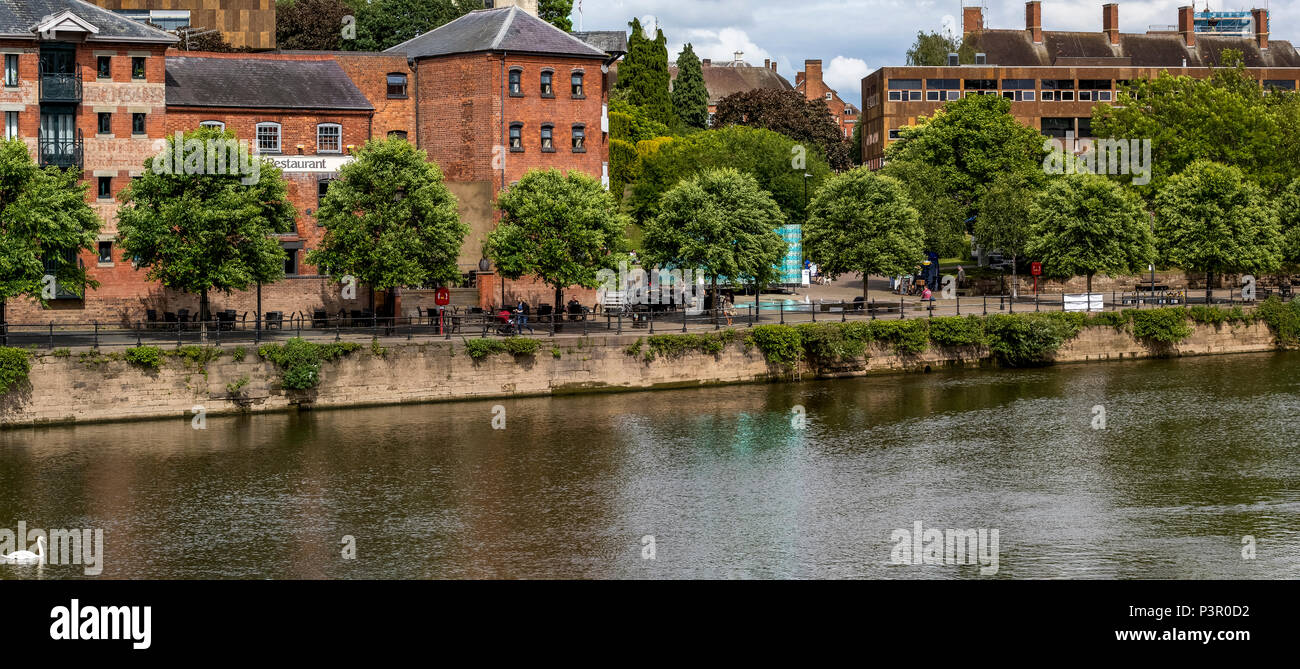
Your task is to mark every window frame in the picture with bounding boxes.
[3,111,17,140]
[131,112,146,135]
[256,122,282,154]
[571,71,585,98]
[386,73,408,99]
[509,123,523,152]
[96,177,112,200]
[387,130,408,141]
[316,123,342,154]
[540,69,554,98]
[97,240,113,264]
[540,124,555,152]
[508,68,523,97]
[131,56,146,80]
[97,112,112,135]
[3,54,17,87]
[571,124,586,152]
[199,120,225,131]
[96,55,111,80]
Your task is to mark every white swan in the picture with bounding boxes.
[1,536,45,565]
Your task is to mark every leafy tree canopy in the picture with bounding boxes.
[630,126,831,225]
[538,0,573,32]
[879,160,968,258]
[276,0,353,51]
[713,88,853,171]
[308,138,468,292]
[486,168,628,309]
[344,0,475,52]
[642,168,787,289]
[804,168,925,299]
[905,30,975,66]
[672,43,710,130]
[1025,174,1156,293]
[617,18,675,127]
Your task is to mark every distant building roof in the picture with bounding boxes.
[0,0,176,43]
[166,57,373,111]
[387,7,607,60]
[966,29,1300,68]
[571,30,627,58]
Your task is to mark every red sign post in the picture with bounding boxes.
[1030,262,1042,294]
[435,287,451,333]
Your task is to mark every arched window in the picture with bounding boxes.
[571,71,585,98]
[540,69,554,97]
[255,122,281,153]
[387,130,408,141]
[317,123,342,153]
[508,68,523,96]
[200,120,224,131]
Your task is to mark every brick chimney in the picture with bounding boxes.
[702,58,711,67]
[769,61,777,72]
[494,0,538,15]
[963,6,984,34]
[1178,5,1195,47]
[764,58,770,69]
[1253,8,1269,50]
[1103,3,1120,45]
[1026,1,1042,44]
[805,59,823,90]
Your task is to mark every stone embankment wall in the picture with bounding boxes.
[0,321,1279,428]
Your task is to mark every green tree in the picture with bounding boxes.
[118,127,295,332]
[630,126,832,225]
[308,138,467,316]
[713,88,853,171]
[975,171,1042,296]
[905,30,973,66]
[885,94,1047,221]
[672,43,709,130]
[617,18,674,127]
[1093,50,1300,196]
[538,0,573,31]
[276,0,351,50]
[0,139,101,340]
[1025,175,1156,294]
[486,169,628,313]
[849,118,863,167]
[642,168,786,301]
[1153,161,1282,302]
[1276,178,1300,267]
[347,0,474,52]
[804,168,924,301]
[879,160,967,258]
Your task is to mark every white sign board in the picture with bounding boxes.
[1064,293,1105,312]
[264,155,353,173]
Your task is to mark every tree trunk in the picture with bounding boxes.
[1012,255,1018,299]
[711,275,719,325]
[199,288,209,344]
[863,272,869,302]
[0,298,6,347]
[1087,273,1093,295]
[1206,270,1213,304]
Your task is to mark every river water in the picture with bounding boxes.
[1,352,1297,579]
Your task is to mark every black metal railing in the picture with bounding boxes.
[38,129,83,170]
[38,65,82,103]
[0,291,1288,350]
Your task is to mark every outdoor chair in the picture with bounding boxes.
[266,311,283,330]
[313,310,329,328]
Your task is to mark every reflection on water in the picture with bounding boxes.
[2,351,1298,579]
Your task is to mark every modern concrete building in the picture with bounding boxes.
[860,2,1300,168]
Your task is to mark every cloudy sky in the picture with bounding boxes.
[572,1,1298,106]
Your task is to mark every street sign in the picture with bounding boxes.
[1031,262,1042,277]
[435,287,451,306]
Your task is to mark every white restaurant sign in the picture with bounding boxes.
[264,155,353,173]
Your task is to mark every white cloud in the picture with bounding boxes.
[670,27,774,67]
[823,56,870,95]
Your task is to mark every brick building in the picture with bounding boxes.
[387,4,620,306]
[794,59,858,138]
[87,0,276,50]
[861,2,1300,168]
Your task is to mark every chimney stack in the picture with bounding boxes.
[1178,5,1195,47]
[1026,1,1042,44]
[1253,8,1269,50]
[702,58,711,67]
[1103,4,1120,46]
[963,6,984,34]
[805,59,823,89]
[764,58,770,69]
[494,0,538,16]
[769,61,777,72]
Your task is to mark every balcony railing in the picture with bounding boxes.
[38,65,82,103]
[39,130,84,170]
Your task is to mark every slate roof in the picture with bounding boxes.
[966,29,1300,68]
[0,0,176,42]
[387,7,607,60]
[611,61,794,106]
[571,31,627,57]
[166,57,373,111]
